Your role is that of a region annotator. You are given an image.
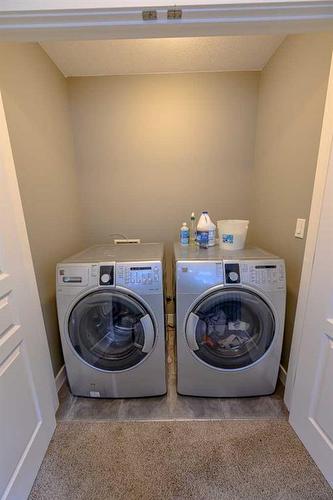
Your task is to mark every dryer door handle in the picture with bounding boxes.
[141,314,155,353]
[186,312,200,351]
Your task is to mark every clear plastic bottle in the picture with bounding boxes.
[190,212,196,244]
[196,211,216,248]
[180,222,190,246]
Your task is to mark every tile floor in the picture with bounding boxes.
[57,329,288,422]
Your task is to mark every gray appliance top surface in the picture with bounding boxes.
[174,242,280,261]
[61,243,164,264]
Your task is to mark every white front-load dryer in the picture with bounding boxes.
[56,243,166,398]
[174,243,286,397]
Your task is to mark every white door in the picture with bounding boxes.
[0,93,56,499]
[289,131,333,485]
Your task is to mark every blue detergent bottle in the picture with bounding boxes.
[180,222,190,245]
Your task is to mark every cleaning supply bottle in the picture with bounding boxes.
[190,212,196,244]
[207,214,217,247]
[196,211,216,248]
[180,222,190,246]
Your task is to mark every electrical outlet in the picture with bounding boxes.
[295,218,306,239]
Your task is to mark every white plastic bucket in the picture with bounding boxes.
[217,220,249,250]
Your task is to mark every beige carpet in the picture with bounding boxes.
[29,420,331,500]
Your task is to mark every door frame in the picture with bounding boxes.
[1,0,333,427]
[284,51,333,409]
[0,92,58,412]
[0,1,333,42]
[0,91,57,499]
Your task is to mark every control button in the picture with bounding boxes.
[91,265,99,277]
[101,273,110,284]
[229,271,239,282]
[154,273,159,282]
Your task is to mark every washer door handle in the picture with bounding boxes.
[186,312,200,351]
[140,314,155,353]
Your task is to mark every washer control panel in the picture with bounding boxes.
[116,262,162,294]
[240,260,286,291]
[57,265,89,287]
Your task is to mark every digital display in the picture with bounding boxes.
[130,266,152,271]
[255,265,276,269]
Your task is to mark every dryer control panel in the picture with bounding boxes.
[116,262,162,294]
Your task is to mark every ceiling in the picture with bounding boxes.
[41,35,285,77]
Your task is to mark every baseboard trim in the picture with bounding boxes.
[55,364,67,393]
[167,313,175,328]
[279,364,287,386]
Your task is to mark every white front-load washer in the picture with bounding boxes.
[174,243,286,397]
[56,243,166,398]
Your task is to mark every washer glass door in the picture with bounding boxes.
[68,290,155,371]
[186,288,275,369]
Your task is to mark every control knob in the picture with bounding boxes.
[229,271,239,282]
[100,273,111,284]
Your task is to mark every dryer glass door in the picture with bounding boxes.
[186,288,275,369]
[68,290,155,371]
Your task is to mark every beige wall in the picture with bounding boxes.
[68,72,259,298]
[0,43,86,375]
[249,33,333,369]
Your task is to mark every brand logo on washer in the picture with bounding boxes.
[181,266,188,273]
